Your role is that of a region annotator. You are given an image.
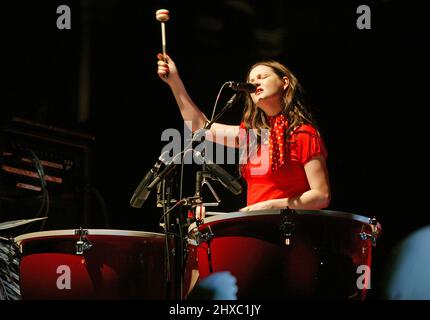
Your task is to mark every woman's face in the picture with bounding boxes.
[248,65,288,111]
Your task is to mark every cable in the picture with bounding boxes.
[210,82,229,122]
[177,150,186,299]
[158,198,186,226]
[161,180,172,298]
[20,149,49,233]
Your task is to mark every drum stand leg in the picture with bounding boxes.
[176,221,186,300]
[161,177,174,299]
[161,175,188,300]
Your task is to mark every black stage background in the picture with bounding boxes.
[2,0,429,300]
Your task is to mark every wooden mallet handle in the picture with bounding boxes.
[155,9,170,62]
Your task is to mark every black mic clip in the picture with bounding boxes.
[225,81,257,93]
[129,150,170,208]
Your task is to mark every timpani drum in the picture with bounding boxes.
[187,209,381,299]
[15,229,175,299]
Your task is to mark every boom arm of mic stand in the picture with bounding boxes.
[205,93,238,130]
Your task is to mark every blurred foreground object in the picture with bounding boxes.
[383,225,430,300]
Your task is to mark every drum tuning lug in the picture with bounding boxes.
[364,217,380,247]
[359,232,377,247]
[369,217,377,225]
[76,239,93,255]
[280,209,296,246]
[194,229,214,246]
[74,228,92,255]
[74,227,88,237]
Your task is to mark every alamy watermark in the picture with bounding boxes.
[56,265,71,290]
[55,5,371,31]
[53,263,371,293]
[356,265,371,290]
[56,5,71,30]
[357,5,371,30]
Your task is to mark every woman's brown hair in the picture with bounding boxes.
[238,61,319,174]
[242,60,317,138]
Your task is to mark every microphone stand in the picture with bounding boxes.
[147,92,239,192]
[164,173,176,299]
[148,92,239,299]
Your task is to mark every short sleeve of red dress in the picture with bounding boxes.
[290,124,328,165]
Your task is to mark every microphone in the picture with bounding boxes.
[130,151,170,208]
[226,81,257,93]
[194,151,242,195]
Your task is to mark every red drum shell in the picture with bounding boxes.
[15,229,175,300]
[187,210,380,299]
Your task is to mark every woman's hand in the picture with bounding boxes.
[157,53,179,85]
[240,199,287,212]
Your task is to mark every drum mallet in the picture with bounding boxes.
[155,9,170,62]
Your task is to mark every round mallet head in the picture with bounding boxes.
[155,9,170,22]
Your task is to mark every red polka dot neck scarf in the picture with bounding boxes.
[267,114,288,172]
